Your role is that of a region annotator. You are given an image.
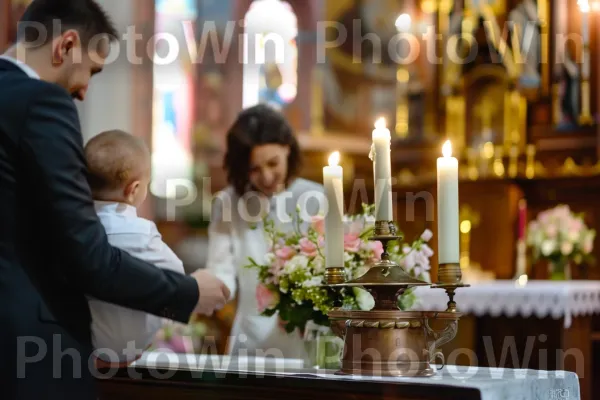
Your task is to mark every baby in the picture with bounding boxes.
[84,129,185,364]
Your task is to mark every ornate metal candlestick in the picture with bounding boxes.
[326,220,466,377]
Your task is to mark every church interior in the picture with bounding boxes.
[2,0,600,399]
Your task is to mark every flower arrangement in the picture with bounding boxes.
[151,319,208,354]
[246,204,434,334]
[526,204,596,279]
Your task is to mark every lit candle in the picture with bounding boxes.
[437,140,460,264]
[579,0,590,43]
[323,151,344,268]
[370,118,393,221]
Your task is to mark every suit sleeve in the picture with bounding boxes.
[205,191,237,301]
[19,83,198,323]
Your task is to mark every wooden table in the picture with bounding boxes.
[96,353,580,400]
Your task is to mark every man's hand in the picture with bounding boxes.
[191,269,230,316]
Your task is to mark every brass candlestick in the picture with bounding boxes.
[326,220,464,377]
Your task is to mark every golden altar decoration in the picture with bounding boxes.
[325,219,468,377]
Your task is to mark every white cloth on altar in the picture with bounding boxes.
[412,280,600,328]
[133,351,581,400]
[205,178,324,359]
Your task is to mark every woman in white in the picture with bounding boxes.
[207,105,324,359]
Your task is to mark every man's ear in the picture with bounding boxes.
[52,30,82,65]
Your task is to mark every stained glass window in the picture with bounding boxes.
[151,0,196,198]
[242,0,298,110]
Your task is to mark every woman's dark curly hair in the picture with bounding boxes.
[224,105,302,196]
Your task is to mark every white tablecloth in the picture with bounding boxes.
[131,352,580,400]
[413,280,600,328]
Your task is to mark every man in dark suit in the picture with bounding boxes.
[0,1,230,398]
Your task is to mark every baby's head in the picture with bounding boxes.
[85,130,151,208]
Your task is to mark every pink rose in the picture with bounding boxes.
[167,335,195,354]
[344,233,361,253]
[256,284,280,313]
[311,216,325,235]
[299,237,318,257]
[275,246,295,261]
[569,218,583,232]
[347,220,363,236]
[368,240,384,260]
[318,236,325,248]
[545,224,557,238]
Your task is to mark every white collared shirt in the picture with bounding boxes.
[0,54,40,79]
[89,201,185,362]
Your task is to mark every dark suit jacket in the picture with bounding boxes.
[0,59,199,399]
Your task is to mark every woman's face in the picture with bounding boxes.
[248,144,290,197]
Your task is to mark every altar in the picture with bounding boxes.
[412,280,600,400]
[96,352,580,400]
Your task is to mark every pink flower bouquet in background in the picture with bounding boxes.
[526,204,596,279]
[246,204,433,334]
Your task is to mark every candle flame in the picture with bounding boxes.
[395,13,412,32]
[579,0,590,12]
[374,117,387,129]
[328,151,340,167]
[515,274,528,287]
[442,140,452,157]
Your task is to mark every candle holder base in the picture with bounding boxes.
[328,310,461,377]
[324,221,467,377]
[431,263,469,312]
[578,114,595,126]
[325,267,346,285]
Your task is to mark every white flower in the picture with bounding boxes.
[302,276,323,288]
[561,241,573,256]
[353,287,375,311]
[284,255,309,274]
[420,244,434,258]
[541,240,556,256]
[420,229,433,242]
[420,270,431,283]
[402,250,416,272]
[415,252,429,269]
[413,266,423,277]
[265,253,276,266]
[311,256,325,274]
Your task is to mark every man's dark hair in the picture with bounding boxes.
[224,104,302,196]
[17,0,118,46]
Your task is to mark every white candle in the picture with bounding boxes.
[437,140,460,264]
[580,0,590,44]
[323,151,344,268]
[370,118,393,221]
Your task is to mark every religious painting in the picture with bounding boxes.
[242,0,299,111]
[322,0,437,141]
[150,0,196,199]
[551,0,598,129]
